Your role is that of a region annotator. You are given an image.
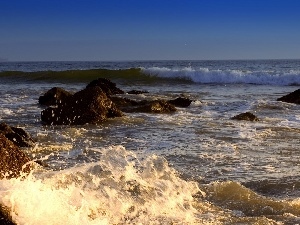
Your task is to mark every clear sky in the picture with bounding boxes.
[1,0,300,61]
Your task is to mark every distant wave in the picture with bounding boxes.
[1,67,300,86]
[142,67,300,86]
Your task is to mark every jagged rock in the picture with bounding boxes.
[0,123,35,148]
[41,86,123,125]
[168,97,192,108]
[127,90,149,95]
[231,112,259,121]
[277,89,300,104]
[38,87,72,106]
[0,134,31,179]
[86,78,124,95]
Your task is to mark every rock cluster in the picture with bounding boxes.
[41,86,123,125]
[39,78,193,125]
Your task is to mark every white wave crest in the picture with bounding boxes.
[142,67,300,86]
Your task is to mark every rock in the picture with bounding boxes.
[0,205,16,225]
[0,134,31,179]
[277,89,300,104]
[86,78,124,95]
[127,90,149,95]
[38,87,73,106]
[168,97,192,108]
[127,100,177,113]
[110,96,139,110]
[41,86,123,125]
[0,123,35,148]
[111,97,177,113]
[231,112,259,121]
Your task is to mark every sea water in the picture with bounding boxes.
[1,60,300,224]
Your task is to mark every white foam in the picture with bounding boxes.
[0,146,220,225]
[142,67,300,86]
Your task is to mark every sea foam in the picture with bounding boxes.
[0,146,214,225]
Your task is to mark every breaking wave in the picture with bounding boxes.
[1,66,300,86]
[142,66,300,86]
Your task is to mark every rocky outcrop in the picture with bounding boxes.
[277,89,300,104]
[0,134,31,179]
[38,87,72,106]
[0,123,35,148]
[41,86,123,125]
[168,97,192,108]
[231,112,259,121]
[86,78,124,95]
[0,130,31,224]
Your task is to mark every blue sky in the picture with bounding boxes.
[1,0,300,61]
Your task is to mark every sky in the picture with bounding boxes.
[1,0,300,61]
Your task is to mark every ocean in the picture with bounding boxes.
[0,60,300,224]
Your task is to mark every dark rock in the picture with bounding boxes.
[41,86,123,125]
[111,97,177,114]
[168,97,192,108]
[0,205,16,225]
[231,112,259,121]
[127,90,149,95]
[0,134,31,179]
[127,100,177,113]
[0,123,35,148]
[86,78,124,95]
[110,96,140,109]
[38,87,73,106]
[277,89,300,104]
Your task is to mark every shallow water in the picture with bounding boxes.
[1,60,300,224]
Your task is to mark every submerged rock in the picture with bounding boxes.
[0,123,35,148]
[41,86,123,125]
[277,89,300,104]
[86,78,124,95]
[0,134,31,179]
[127,90,149,95]
[111,97,177,113]
[231,112,259,121]
[126,100,177,113]
[38,87,73,106]
[168,97,192,108]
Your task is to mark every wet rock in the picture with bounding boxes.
[231,112,259,121]
[111,97,176,113]
[0,123,35,148]
[127,90,149,95]
[168,97,192,108]
[0,134,31,179]
[127,100,177,113]
[0,205,16,225]
[277,89,300,104]
[38,87,73,106]
[110,96,139,109]
[41,86,123,125]
[86,78,124,95]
